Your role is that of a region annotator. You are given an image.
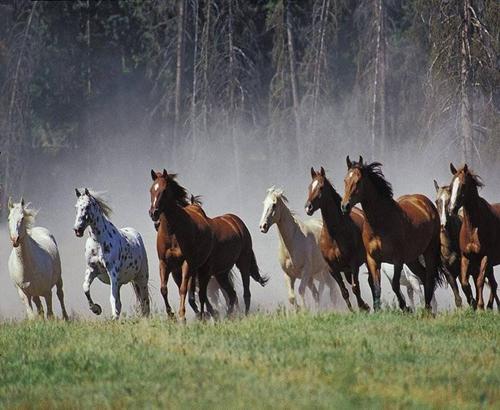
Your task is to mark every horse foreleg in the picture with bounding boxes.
[391,263,408,311]
[159,260,174,318]
[215,272,237,316]
[330,270,353,311]
[56,278,69,320]
[44,291,54,319]
[475,256,488,310]
[444,266,463,308]
[366,255,382,311]
[459,256,476,308]
[284,274,297,308]
[17,287,35,320]
[406,286,415,309]
[83,268,102,315]
[308,278,320,310]
[350,267,370,311]
[32,296,45,318]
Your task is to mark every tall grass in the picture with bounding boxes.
[0,311,498,409]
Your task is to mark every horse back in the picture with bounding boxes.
[397,194,439,231]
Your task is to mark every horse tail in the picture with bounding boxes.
[434,235,447,288]
[249,251,269,287]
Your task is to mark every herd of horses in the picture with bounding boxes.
[5,156,500,321]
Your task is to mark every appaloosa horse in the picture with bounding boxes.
[305,167,370,311]
[448,163,500,310]
[341,157,443,311]
[149,170,268,320]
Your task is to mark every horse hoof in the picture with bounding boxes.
[402,306,412,314]
[90,304,102,315]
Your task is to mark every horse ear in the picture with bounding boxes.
[320,166,325,177]
[151,170,157,181]
[346,156,352,169]
[75,188,81,198]
[433,180,439,193]
[359,156,363,165]
[310,167,316,179]
[162,169,168,178]
[20,197,25,207]
[463,163,468,173]
[450,163,457,175]
[8,197,13,209]
[84,188,90,196]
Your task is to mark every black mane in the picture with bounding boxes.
[322,177,343,209]
[165,174,191,207]
[353,161,393,199]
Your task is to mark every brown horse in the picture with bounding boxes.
[155,194,236,318]
[149,170,268,320]
[305,167,370,311]
[448,163,500,309]
[341,156,442,311]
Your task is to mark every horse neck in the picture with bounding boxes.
[12,231,36,278]
[161,201,197,247]
[275,201,299,250]
[445,214,462,251]
[360,180,397,231]
[319,185,345,234]
[462,185,483,226]
[88,208,116,243]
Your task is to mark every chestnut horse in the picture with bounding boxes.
[155,195,236,318]
[149,170,268,320]
[341,157,443,311]
[305,167,370,311]
[448,163,500,309]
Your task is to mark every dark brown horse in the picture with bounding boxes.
[155,194,236,318]
[149,170,268,320]
[341,157,442,311]
[305,167,370,311]
[448,163,500,309]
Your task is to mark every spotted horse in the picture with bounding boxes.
[73,188,150,319]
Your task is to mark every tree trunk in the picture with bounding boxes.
[460,0,473,165]
[201,0,211,137]
[190,0,199,160]
[174,0,186,155]
[284,0,302,167]
[371,0,385,160]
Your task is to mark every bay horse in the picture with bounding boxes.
[448,163,500,309]
[149,170,268,320]
[8,198,68,320]
[341,157,443,311]
[259,186,339,309]
[74,189,150,319]
[155,194,237,318]
[305,167,370,311]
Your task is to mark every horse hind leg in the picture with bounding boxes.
[132,275,150,317]
[44,291,54,319]
[485,266,498,310]
[56,278,69,320]
[350,268,370,311]
[215,271,238,316]
[391,264,408,311]
[475,256,488,310]
[422,244,440,312]
[159,260,175,319]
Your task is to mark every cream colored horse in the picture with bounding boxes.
[8,198,68,320]
[259,187,338,308]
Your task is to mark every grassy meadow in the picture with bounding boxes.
[0,310,498,409]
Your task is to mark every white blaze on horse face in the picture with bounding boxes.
[152,183,160,207]
[260,195,275,228]
[311,180,321,198]
[439,194,447,227]
[8,205,24,239]
[450,177,460,211]
[74,196,90,231]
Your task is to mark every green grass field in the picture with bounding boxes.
[0,310,498,409]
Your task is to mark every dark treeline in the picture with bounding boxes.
[0,0,498,213]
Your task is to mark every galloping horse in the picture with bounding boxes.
[155,194,237,318]
[8,198,68,320]
[149,170,268,320]
[259,186,338,309]
[74,189,150,319]
[305,167,370,311]
[341,157,442,311]
[448,163,500,309]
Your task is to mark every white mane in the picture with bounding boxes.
[266,185,289,204]
[9,201,38,231]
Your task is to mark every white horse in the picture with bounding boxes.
[73,188,150,319]
[259,187,338,308]
[8,198,68,320]
[378,264,438,312]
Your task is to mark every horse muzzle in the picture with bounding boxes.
[341,202,351,214]
[149,208,160,222]
[260,222,269,233]
[11,236,19,248]
[304,202,314,216]
[74,228,84,238]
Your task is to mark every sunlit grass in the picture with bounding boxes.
[0,310,498,409]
